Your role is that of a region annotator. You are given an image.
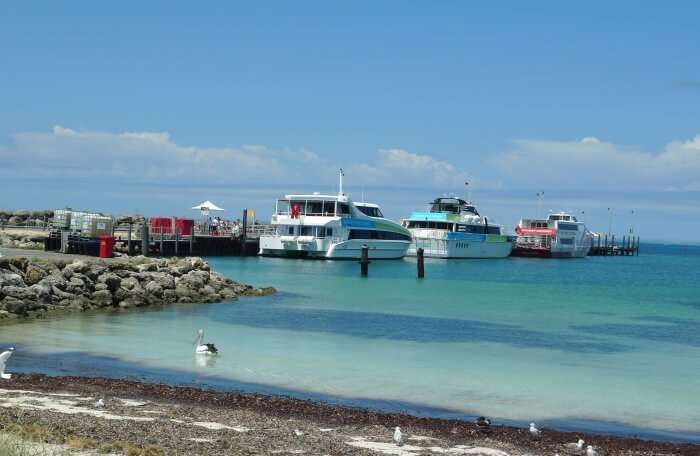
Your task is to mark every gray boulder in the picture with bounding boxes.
[144,281,163,297]
[91,290,113,307]
[98,273,121,292]
[24,264,48,285]
[0,270,25,288]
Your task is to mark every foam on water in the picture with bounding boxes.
[2,244,699,441]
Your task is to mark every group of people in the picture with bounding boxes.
[206,217,243,237]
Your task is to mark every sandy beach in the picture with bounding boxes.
[0,374,697,456]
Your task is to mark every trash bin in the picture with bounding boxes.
[99,235,116,258]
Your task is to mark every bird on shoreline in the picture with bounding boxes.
[475,416,492,433]
[0,347,15,380]
[563,439,585,454]
[94,398,105,408]
[393,426,404,446]
[586,445,598,456]
[193,329,218,355]
[529,422,542,440]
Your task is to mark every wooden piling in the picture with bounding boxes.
[141,224,149,256]
[127,222,133,255]
[360,244,369,277]
[636,236,640,256]
[417,248,425,278]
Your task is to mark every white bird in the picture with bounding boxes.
[529,422,541,439]
[393,426,404,446]
[293,429,304,436]
[586,445,598,456]
[563,439,585,453]
[193,329,218,355]
[0,347,15,380]
[94,398,105,408]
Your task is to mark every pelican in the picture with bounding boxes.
[563,439,585,453]
[393,426,404,446]
[586,445,598,456]
[529,422,541,439]
[193,329,218,355]
[0,347,15,380]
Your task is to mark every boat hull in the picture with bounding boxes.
[407,238,513,259]
[259,236,409,259]
[511,245,591,258]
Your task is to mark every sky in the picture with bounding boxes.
[1,1,699,242]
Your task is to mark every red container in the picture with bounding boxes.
[175,218,194,236]
[149,217,173,235]
[99,235,116,258]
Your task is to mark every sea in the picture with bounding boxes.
[2,243,700,443]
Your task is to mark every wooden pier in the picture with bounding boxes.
[588,234,640,256]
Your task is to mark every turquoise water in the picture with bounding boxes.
[2,244,700,441]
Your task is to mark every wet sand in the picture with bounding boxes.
[0,374,697,455]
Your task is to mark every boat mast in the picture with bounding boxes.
[465,181,472,203]
[339,168,345,196]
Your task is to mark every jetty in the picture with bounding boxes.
[588,234,640,256]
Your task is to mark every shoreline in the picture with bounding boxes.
[1,374,698,455]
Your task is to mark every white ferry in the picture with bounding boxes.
[402,197,514,259]
[258,172,411,259]
[512,212,593,258]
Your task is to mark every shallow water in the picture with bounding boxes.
[2,244,700,442]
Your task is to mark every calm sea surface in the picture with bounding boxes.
[3,243,700,442]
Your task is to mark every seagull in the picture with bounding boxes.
[293,429,304,436]
[563,439,585,453]
[94,398,105,408]
[0,347,15,380]
[529,422,541,439]
[193,329,218,355]
[475,416,491,433]
[586,445,598,456]
[393,426,404,446]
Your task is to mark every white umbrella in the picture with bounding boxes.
[192,200,224,217]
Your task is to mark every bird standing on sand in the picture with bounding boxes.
[94,398,105,408]
[586,445,598,456]
[475,416,491,433]
[563,439,585,454]
[393,427,404,446]
[529,422,541,439]
[193,329,218,355]
[0,347,15,380]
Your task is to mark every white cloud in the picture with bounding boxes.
[491,134,700,191]
[0,126,470,191]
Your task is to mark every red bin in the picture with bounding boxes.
[99,235,116,258]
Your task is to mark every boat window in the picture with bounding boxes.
[283,226,294,235]
[300,226,313,236]
[325,227,333,237]
[487,226,501,235]
[457,224,485,234]
[289,201,305,215]
[558,238,574,244]
[557,222,578,231]
[426,221,450,230]
[339,203,351,215]
[349,229,411,242]
[324,201,336,216]
[306,201,324,216]
[407,221,428,228]
[277,200,290,215]
[355,205,384,217]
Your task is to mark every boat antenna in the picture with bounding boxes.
[339,168,345,196]
[465,181,472,203]
[536,191,544,218]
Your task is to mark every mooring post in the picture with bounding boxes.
[604,234,608,256]
[360,244,369,277]
[611,235,616,255]
[160,229,164,256]
[141,224,149,257]
[622,235,626,256]
[189,226,194,255]
[417,247,425,278]
[127,222,133,256]
[175,229,180,257]
[636,236,640,256]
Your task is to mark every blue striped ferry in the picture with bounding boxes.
[402,197,514,259]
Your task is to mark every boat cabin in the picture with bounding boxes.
[429,197,479,216]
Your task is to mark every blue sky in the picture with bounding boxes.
[1,2,699,242]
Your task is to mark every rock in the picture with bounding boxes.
[219,288,239,300]
[121,276,140,291]
[144,281,164,298]
[29,284,52,304]
[0,270,25,288]
[149,272,176,290]
[175,285,191,299]
[94,283,109,292]
[65,260,90,274]
[2,297,28,315]
[39,275,67,291]
[137,262,157,273]
[113,287,130,303]
[9,257,28,272]
[98,273,121,292]
[2,285,36,301]
[24,264,48,285]
[91,290,113,307]
[163,289,177,303]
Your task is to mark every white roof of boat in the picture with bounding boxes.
[282,194,348,201]
[353,202,380,208]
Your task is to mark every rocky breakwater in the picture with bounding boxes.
[0,256,275,321]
